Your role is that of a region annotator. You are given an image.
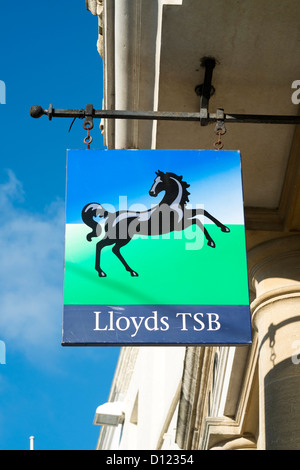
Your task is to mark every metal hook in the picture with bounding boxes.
[83,104,94,149]
[214,108,226,149]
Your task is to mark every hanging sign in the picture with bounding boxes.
[62,149,251,346]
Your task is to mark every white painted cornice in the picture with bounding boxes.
[98,0,184,149]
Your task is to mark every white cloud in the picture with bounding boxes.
[0,170,65,359]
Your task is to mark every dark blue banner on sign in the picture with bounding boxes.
[62,149,251,346]
[63,305,251,345]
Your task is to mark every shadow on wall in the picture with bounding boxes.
[264,356,300,449]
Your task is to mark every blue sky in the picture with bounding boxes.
[0,1,120,450]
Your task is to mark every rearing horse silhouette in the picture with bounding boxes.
[81,170,230,277]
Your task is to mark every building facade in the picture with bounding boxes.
[87,0,300,450]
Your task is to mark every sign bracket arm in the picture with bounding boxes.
[29,106,300,126]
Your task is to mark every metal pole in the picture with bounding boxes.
[29,105,300,125]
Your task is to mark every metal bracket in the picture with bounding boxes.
[29,56,300,127]
[214,108,226,135]
[83,104,94,130]
[195,57,216,126]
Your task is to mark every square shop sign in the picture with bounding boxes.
[62,149,251,346]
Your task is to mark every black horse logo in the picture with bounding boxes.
[81,171,230,277]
